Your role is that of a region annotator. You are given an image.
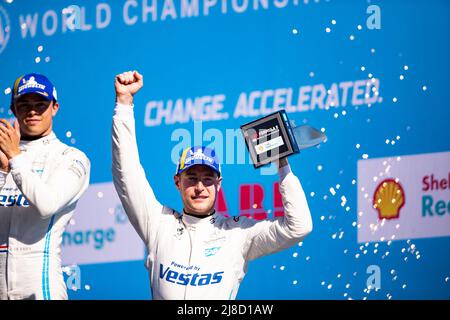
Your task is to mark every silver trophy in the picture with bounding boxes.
[241,110,327,168]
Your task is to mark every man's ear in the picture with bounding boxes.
[174,174,180,190]
[216,176,222,192]
[51,101,60,117]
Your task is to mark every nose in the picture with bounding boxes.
[194,180,205,192]
[27,108,38,116]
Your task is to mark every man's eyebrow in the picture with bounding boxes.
[185,171,215,177]
[17,100,47,104]
[203,173,215,177]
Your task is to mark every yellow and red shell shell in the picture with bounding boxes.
[372,179,405,220]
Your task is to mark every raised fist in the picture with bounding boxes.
[115,70,144,106]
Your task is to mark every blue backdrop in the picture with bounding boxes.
[0,0,449,299]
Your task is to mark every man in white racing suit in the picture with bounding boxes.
[0,73,90,300]
[112,70,313,300]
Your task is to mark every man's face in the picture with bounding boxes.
[13,93,59,138]
[175,165,222,215]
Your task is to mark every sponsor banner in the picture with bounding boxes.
[144,79,382,126]
[61,182,145,265]
[357,151,450,243]
[4,1,323,44]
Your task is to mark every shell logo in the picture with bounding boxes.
[372,179,405,220]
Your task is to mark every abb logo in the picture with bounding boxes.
[215,182,284,220]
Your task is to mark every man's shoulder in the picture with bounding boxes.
[217,214,259,228]
[53,140,89,162]
[161,205,182,219]
[43,139,91,174]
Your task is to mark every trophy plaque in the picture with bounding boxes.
[241,110,327,168]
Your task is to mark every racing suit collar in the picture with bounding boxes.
[19,131,57,148]
[182,211,218,226]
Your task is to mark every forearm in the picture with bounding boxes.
[112,103,149,193]
[0,170,7,189]
[111,103,163,243]
[112,103,141,176]
[245,164,313,260]
[278,164,313,240]
[9,154,89,218]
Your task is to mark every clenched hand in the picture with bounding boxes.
[115,70,144,106]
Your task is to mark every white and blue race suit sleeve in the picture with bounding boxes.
[241,165,313,261]
[112,103,164,245]
[8,151,90,218]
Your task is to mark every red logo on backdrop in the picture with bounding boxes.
[215,182,284,220]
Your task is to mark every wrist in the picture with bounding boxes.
[9,152,28,170]
[7,149,21,160]
[0,166,9,173]
[116,94,134,106]
[278,157,288,169]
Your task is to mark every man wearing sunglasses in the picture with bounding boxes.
[0,73,90,300]
[112,70,312,299]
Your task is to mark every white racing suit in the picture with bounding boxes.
[0,132,90,300]
[112,103,313,300]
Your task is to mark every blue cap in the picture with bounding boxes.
[176,146,221,176]
[11,73,58,107]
